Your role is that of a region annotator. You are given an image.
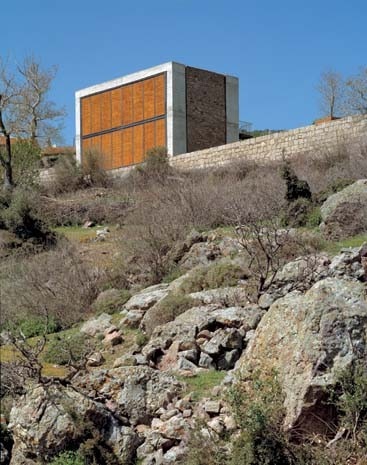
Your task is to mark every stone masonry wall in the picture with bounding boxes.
[170,115,367,170]
[40,115,367,184]
[185,66,227,153]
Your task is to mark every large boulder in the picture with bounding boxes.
[80,313,112,337]
[121,284,170,327]
[76,366,183,427]
[8,383,140,465]
[239,277,367,433]
[123,284,169,312]
[320,179,367,240]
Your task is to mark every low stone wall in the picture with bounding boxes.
[169,115,367,170]
[40,115,367,183]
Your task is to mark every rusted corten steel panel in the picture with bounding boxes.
[80,73,166,170]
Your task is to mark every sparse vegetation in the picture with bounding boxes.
[48,451,84,465]
[43,332,94,366]
[143,292,198,335]
[179,261,248,294]
[91,289,131,315]
[0,242,99,330]
[179,370,226,402]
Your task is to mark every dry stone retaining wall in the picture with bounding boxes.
[40,115,367,183]
[169,115,367,170]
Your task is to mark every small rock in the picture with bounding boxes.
[258,292,275,309]
[223,372,235,385]
[198,352,216,369]
[87,352,105,367]
[160,409,179,421]
[151,418,164,429]
[196,337,208,347]
[223,415,237,431]
[136,424,150,434]
[178,340,197,351]
[103,330,123,346]
[180,348,198,364]
[96,227,110,236]
[211,386,221,397]
[204,400,221,415]
[207,417,224,435]
[163,445,186,463]
[196,329,212,340]
[217,349,241,370]
[158,341,180,371]
[135,354,148,365]
[182,409,192,418]
[122,310,145,328]
[82,220,95,228]
[113,354,136,368]
[158,416,188,440]
[104,325,119,335]
[177,357,198,372]
[245,329,256,343]
[175,397,191,412]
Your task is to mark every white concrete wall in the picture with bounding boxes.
[226,76,239,143]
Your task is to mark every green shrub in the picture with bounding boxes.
[281,198,313,227]
[143,292,198,335]
[48,451,84,465]
[305,206,322,227]
[18,316,60,338]
[135,330,149,348]
[0,188,56,245]
[329,361,367,445]
[0,424,13,464]
[43,333,93,365]
[280,161,311,202]
[228,370,295,465]
[179,261,248,294]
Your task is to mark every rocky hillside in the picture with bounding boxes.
[1,176,367,465]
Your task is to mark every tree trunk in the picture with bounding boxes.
[2,156,13,190]
[0,104,14,189]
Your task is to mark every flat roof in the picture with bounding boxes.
[75,62,237,98]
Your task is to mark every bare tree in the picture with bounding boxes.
[0,62,18,189]
[0,55,66,188]
[317,69,345,118]
[14,56,66,144]
[345,66,367,115]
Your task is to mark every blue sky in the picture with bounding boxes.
[3,0,367,145]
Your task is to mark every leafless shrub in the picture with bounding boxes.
[290,135,367,193]
[118,162,286,285]
[38,188,131,226]
[0,241,100,329]
[45,149,112,196]
[225,185,324,301]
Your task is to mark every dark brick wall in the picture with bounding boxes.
[185,66,226,152]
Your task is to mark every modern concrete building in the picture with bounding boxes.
[75,62,239,170]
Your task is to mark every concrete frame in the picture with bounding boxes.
[75,62,238,164]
